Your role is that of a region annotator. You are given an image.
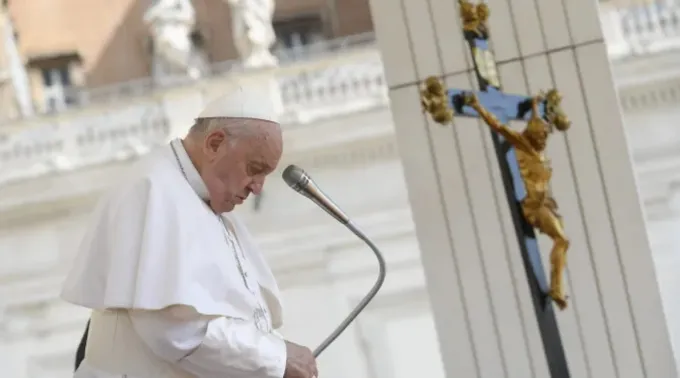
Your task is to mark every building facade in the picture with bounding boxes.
[2,0,373,116]
[0,0,679,377]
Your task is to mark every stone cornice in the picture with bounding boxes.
[617,77,680,112]
[614,49,680,112]
[613,49,680,87]
[634,163,680,221]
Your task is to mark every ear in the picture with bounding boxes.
[204,129,227,156]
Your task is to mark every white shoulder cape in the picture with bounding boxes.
[61,146,283,328]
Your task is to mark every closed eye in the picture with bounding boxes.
[248,162,270,176]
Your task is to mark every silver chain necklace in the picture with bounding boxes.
[170,141,271,332]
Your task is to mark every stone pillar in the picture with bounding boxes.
[367,0,677,377]
[651,198,680,364]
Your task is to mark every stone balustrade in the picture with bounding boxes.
[0,100,170,185]
[601,0,680,59]
[0,44,387,186]
[69,32,378,108]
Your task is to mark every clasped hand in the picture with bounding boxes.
[284,341,318,378]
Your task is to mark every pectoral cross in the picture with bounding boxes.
[420,1,570,377]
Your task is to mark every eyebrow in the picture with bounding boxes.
[250,161,272,172]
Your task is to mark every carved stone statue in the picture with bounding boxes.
[144,0,208,82]
[0,7,33,118]
[225,0,278,69]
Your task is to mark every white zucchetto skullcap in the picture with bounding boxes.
[197,85,279,123]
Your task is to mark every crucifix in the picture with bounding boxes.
[420,1,572,376]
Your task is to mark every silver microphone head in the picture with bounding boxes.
[282,164,350,224]
[282,164,309,193]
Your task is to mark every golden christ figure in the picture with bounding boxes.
[462,90,572,309]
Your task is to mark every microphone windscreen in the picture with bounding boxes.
[282,164,306,189]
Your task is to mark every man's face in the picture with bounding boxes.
[199,120,283,213]
[524,119,548,151]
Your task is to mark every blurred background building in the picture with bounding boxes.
[0,0,678,377]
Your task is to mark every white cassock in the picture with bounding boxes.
[61,88,287,378]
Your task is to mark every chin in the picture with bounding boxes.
[210,201,235,214]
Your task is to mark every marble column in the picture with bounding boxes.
[366,0,678,377]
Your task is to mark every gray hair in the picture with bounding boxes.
[189,117,259,145]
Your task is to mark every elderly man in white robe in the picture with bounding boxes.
[61,87,318,378]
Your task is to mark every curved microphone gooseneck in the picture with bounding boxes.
[282,165,387,358]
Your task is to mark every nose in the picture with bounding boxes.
[248,180,264,195]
